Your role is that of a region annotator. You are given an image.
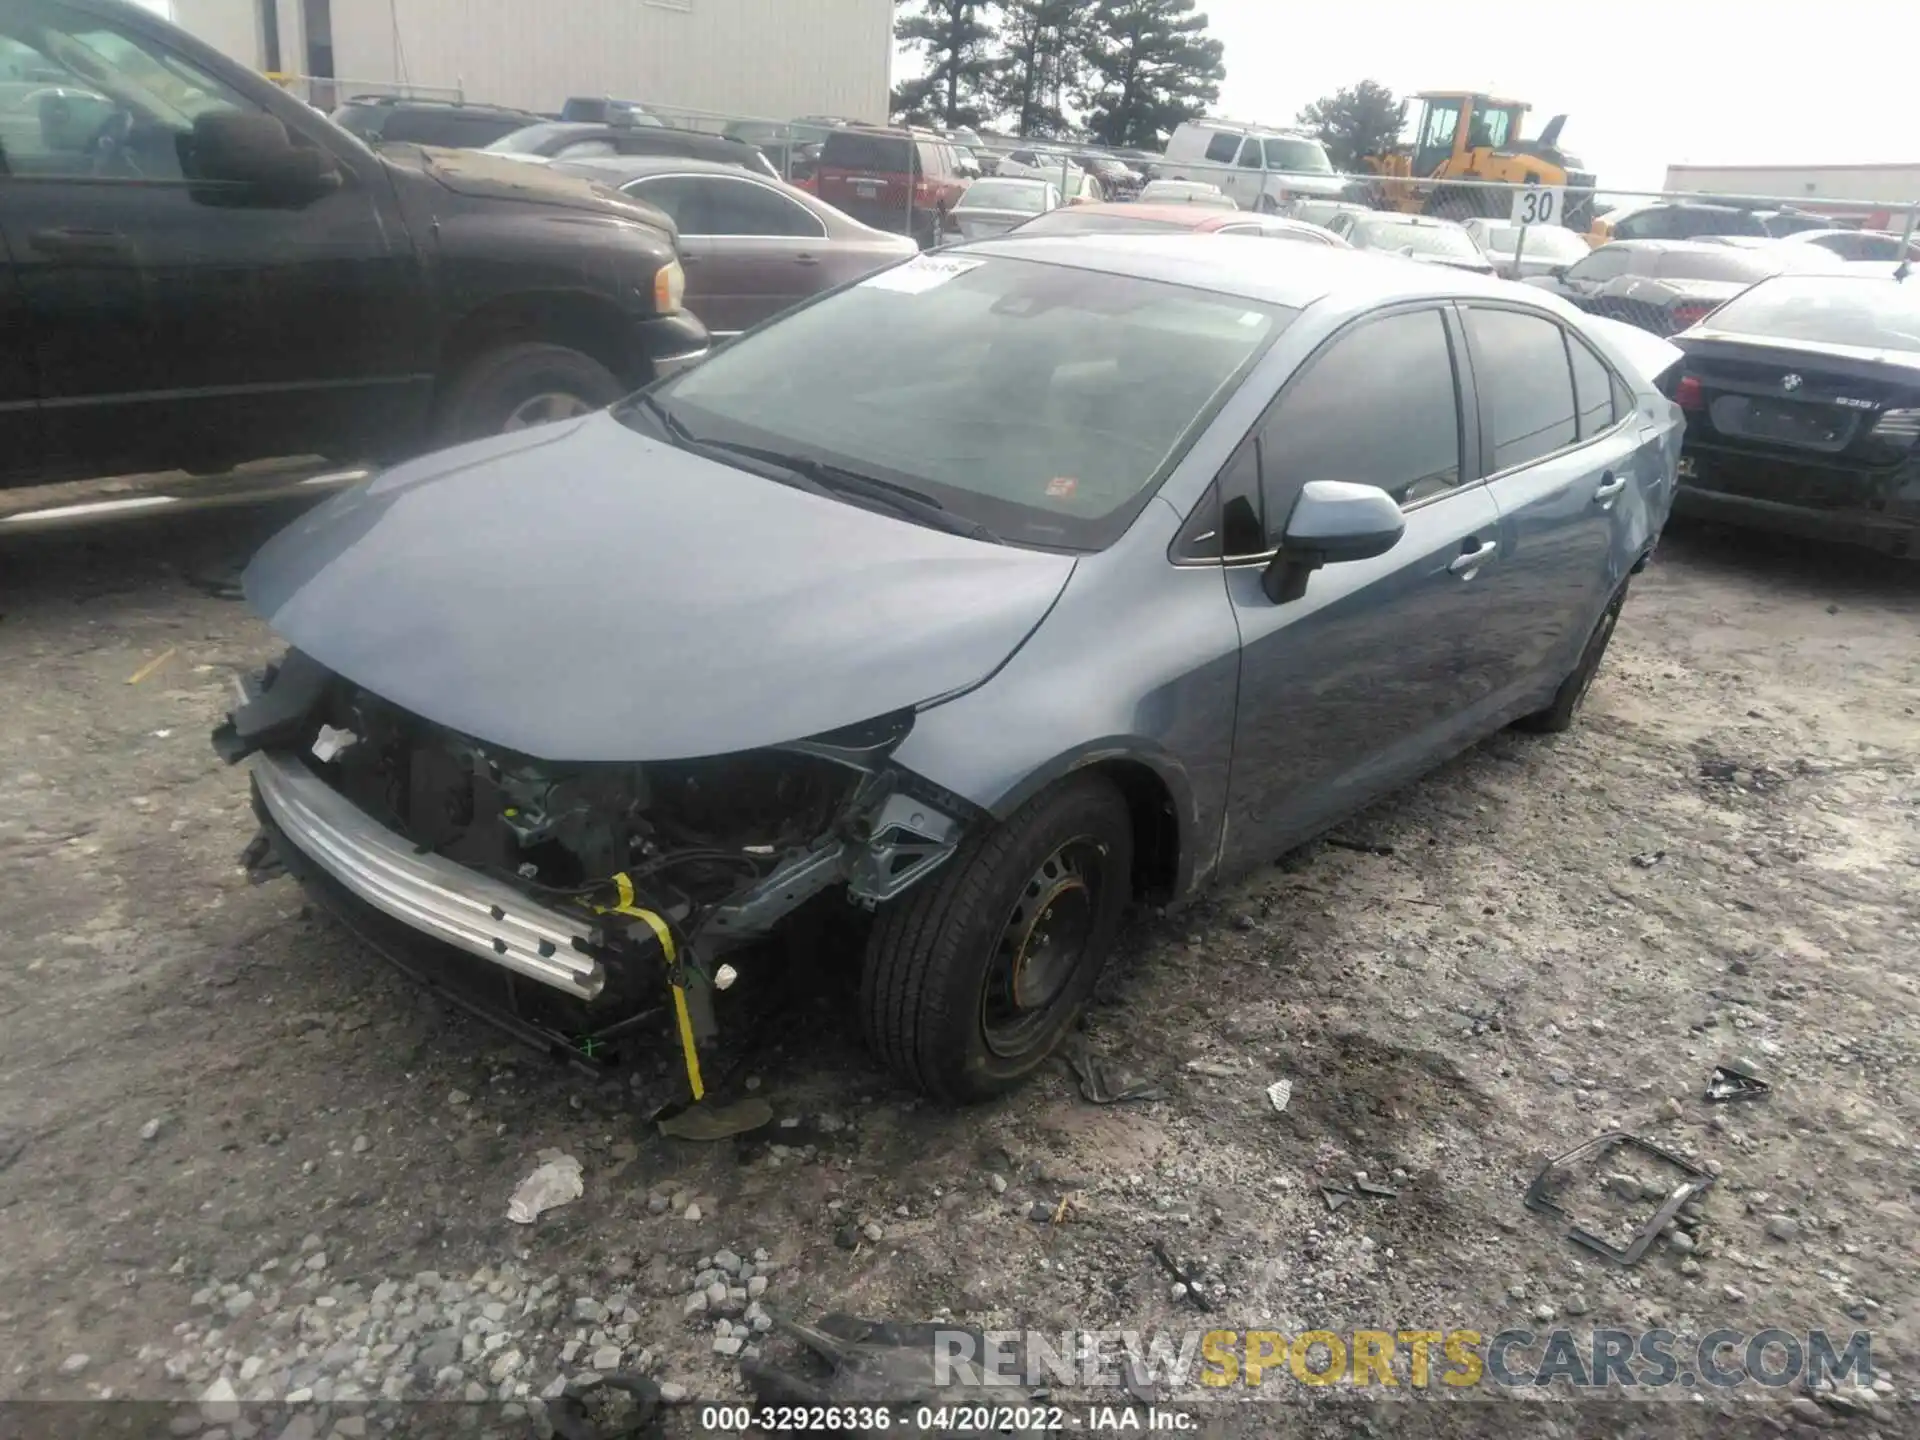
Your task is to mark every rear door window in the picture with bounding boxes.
[1464,308,1579,470]
[699,177,826,237]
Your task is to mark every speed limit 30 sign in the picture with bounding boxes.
[1511,184,1565,227]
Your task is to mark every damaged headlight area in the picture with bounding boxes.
[214,649,974,1076]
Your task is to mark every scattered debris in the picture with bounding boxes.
[1184,1059,1239,1079]
[1265,1078,1293,1114]
[125,647,177,685]
[741,1315,1042,1430]
[1149,1240,1213,1313]
[1524,1132,1716,1266]
[1321,1184,1353,1213]
[1354,1179,1399,1199]
[658,1096,774,1141]
[507,1152,584,1224]
[1065,1042,1166,1104]
[1706,1064,1772,1103]
[1324,836,1395,856]
[1631,849,1667,869]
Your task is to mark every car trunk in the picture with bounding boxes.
[1676,336,1920,508]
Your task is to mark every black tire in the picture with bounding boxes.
[434,342,624,446]
[1255,192,1280,214]
[1514,580,1629,734]
[860,773,1134,1103]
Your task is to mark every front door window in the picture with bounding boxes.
[1414,99,1460,176]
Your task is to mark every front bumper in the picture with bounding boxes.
[250,750,606,999]
[629,310,711,381]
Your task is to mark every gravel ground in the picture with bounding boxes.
[1,505,1916,1439]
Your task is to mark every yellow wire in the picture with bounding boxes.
[604,873,704,1102]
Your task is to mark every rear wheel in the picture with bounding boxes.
[1515,580,1629,734]
[860,774,1133,1103]
[434,342,624,446]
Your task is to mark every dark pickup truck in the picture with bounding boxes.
[0,0,708,488]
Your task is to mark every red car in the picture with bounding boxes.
[812,126,969,248]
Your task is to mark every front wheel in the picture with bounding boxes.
[860,774,1133,1103]
[1514,580,1628,734]
[434,342,624,446]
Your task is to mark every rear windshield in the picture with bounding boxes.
[483,122,585,154]
[1355,220,1480,259]
[1703,276,1920,352]
[822,131,913,173]
[960,180,1053,213]
[1014,211,1193,236]
[341,107,525,148]
[635,255,1295,551]
[1263,136,1332,172]
[1480,224,1590,260]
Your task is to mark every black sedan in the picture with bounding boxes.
[1668,273,1920,558]
[1524,239,1846,337]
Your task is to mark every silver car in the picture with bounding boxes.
[217,239,1683,1103]
[947,177,1061,241]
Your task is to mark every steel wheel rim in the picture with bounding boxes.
[502,392,593,432]
[981,838,1104,1057]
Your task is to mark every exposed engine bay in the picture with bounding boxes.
[214,648,971,1089]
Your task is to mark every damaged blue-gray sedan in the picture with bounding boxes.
[216,237,1684,1103]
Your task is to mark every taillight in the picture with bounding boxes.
[1872,407,1920,445]
[653,259,684,314]
[1674,374,1705,411]
[1670,302,1713,330]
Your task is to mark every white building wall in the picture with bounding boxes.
[171,0,270,71]
[1665,164,1920,206]
[174,0,894,125]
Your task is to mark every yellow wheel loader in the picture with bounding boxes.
[1361,92,1596,231]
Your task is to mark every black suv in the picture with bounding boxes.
[330,95,544,150]
[0,0,708,488]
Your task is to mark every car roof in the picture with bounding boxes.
[552,154,784,184]
[1348,211,1467,229]
[964,232,1521,309]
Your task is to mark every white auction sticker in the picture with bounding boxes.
[861,254,985,294]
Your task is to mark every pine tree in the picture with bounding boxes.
[891,0,1000,129]
[986,0,1084,138]
[1075,0,1224,150]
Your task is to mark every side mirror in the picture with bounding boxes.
[189,110,341,202]
[1547,263,1570,280]
[1261,480,1405,604]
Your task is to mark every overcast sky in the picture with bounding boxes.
[900,0,1919,197]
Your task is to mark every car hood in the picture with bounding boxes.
[1280,172,1351,198]
[383,143,666,223]
[242,414,1077,762]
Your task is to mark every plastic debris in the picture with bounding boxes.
[658,1096,773,1141]
[1706,1064,1771,1103]
[1266,1079,1293,1114]
[507,1151,583,1224]
[310,724,359,763]
[1066,1041,1165,1104]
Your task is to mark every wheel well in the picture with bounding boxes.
[436,292,641,402]
[1089,760,1180,904]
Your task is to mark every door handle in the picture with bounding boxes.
[794,252,821,266]
[29,227,133,259]
[1593,473,1627,502]
[1449,540,1497,576]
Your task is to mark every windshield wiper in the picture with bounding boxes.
[660,429,1001,543]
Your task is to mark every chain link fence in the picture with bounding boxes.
[456,98,1920,335]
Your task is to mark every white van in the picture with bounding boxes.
[1160,121,1353,214]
